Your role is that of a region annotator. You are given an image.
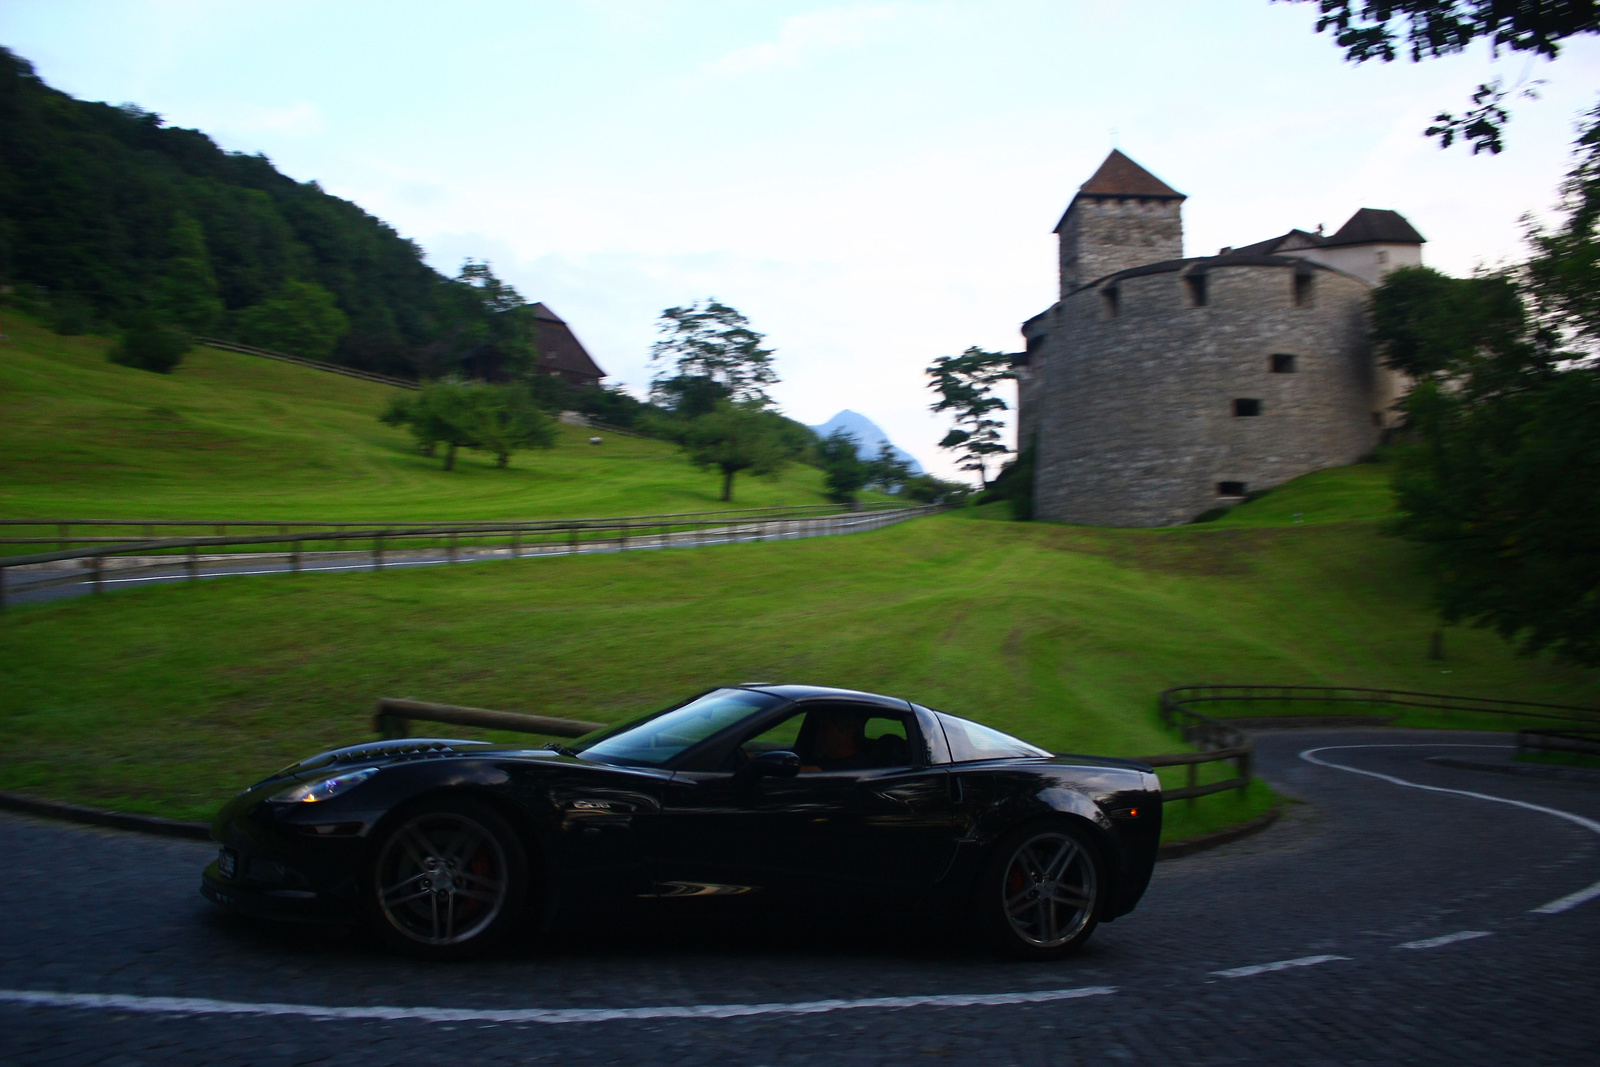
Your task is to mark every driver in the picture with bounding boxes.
[802,708,877,772]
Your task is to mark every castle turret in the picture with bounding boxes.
[1055,150,1185,298]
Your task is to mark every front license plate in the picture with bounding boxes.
[217,848,237,879]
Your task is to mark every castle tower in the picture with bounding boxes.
[1055,150,1186,297]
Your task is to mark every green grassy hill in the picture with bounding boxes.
[0,313,849,519]
[3,490,1596,831]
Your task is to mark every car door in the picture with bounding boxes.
[649,702,962,896]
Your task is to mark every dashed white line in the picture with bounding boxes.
[0,985,1117,1024]
[1299,744,1600,915]
[1210,955,1350,979]
[1398,930,1493,950]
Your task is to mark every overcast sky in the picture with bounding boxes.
[4,1,1597,477]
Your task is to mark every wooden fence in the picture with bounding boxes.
[0,504,938,608]
[195,337,418,389]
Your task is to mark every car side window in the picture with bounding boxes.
[727,705,914,773]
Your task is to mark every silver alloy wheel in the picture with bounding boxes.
[375,812,509,946]
[999,830,1098,948]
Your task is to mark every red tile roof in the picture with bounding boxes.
[1076,150,1185,200]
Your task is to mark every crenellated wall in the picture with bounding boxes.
[1031,260,1382,527]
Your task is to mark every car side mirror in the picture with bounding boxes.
[736,750,800,784]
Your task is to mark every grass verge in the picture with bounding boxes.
[4,513,1596,838]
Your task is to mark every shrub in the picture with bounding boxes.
[109,318,191,373]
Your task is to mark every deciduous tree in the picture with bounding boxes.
[681,402,796,502]
[816,428,869,503]
[650,300,778,416]
[237,279,350,361]
[927,346,1014,487]
[1289,0,1600,153]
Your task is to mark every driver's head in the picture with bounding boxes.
[812,708,865,758]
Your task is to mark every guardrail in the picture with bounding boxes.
[1517,726,1600,759]
[0,504,939,608]
[1155,684,1600,805]
[0,503,897,549]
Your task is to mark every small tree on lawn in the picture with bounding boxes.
[816,428,868,503]
[381,379,481,470]
[682,402,794,502]
[470,384,556,468]
[926,346,1014,487]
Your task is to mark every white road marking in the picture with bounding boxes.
[0,985,1116,1024]
[1299,744,1600,915]
[1210,955,1349,978]
[1398,930,1493,950]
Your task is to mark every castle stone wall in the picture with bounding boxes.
[1032,264,1379,527]
[1058,197,1183,296]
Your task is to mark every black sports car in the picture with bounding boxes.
[202,684,1162,959]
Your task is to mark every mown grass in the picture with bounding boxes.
[4,509,1596,833]
[0,313,852,520]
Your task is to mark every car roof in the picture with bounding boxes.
[736,683,911,711]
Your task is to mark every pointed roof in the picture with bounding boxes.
[527,302,606,383]
[1054,150,1184,233]
[1321,208,1425,247]
[1076,149,1185,199]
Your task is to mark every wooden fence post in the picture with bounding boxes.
[373,534,384,571]
[448,531,457,563]
[511,528,521,558]
[91,554,103,594]
[186,544,198,581]
[291,539,301,573]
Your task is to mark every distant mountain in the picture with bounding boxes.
[809,410,924,474]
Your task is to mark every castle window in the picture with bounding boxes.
[1185,273,1208,307]
[1102,285,1120,318]
[1293,272,1314,308]
[1376,250,1389,266]
[1217,481,1246,497]
[1233,398,1262,417]
[1271,353,1296,373]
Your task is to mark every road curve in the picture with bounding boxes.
[1,729,1596,1065]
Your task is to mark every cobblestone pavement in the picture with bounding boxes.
[1,729,1596,1065]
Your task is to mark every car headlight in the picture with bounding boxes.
[270,767,379,804]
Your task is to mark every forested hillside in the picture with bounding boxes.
[0,47,486,379]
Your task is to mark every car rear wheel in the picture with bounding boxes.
[978,821,1103,960]
[366,797,528,960]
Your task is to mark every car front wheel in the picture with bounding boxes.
[366,797,528,960]
[978,821,1103,960]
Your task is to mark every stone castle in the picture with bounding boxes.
[1014,150,1423,526]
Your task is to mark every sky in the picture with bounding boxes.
[3,1,1597,478]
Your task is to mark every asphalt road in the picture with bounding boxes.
[2,729,1596,1066]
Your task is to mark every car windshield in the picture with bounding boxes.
[576,689,785,767]
[937,713,1051,763]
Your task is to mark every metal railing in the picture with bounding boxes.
[0,504,939,607]
[0,503,898,549]
[1154,684,1600,805]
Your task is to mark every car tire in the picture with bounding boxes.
[364,796,529,960]
[977,819,1104,961]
